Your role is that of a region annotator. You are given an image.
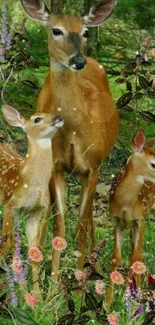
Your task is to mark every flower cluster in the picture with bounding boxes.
[0,0,14,61]
[125,275,143,318]
[95,280,105,295]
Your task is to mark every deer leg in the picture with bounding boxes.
[77,170,98,269]
[26,208,46,296]
[50,170,65,280]
[130,219,145,285]
[106,219,124,305]
[1,204,16,256]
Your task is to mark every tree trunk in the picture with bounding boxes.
[84,0,98,58]
[50,0,64,14]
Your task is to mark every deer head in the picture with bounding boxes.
[21,0,116,70]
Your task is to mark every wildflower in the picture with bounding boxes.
[151,49,155,57]
[74,250,82,257]
[24,292,38,308]
[52,237,67,251]
[12,256,23,274]
[95,280,105,295]
[152,79,155,88]
[2,258,18,307]
[74,269,87,281]
[131,261,146,274]
[28,247,43,263]
[110,271,124,285]
[107,313,119,325]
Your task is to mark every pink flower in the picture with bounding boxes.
[74,269,87,281]
[24,292,38,307]
[95,280,105,295]
[12,256,23,273]
[131,261,146,274]
[107,314,119,325]
[110,271,124,285]
[151,49,155,57]
[28,247,43,263]
[52,237,67,251]
[152,79,155,88]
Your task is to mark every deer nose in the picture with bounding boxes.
[69,55,86,70]
[53,115,64,128]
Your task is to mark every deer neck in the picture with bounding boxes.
[21,137,53,184]
[120,157,145,201]
[50,59,84,112]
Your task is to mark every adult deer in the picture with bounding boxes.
[21,0,119,278]
[107,130,155,303]
[0,105,64,293]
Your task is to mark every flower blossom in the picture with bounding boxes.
[151,49,155,57]
[131,261,146,274]
[107,313,119,325]
[74,269,87,281]
[110,271,124,285]
[28,247,43,263]
[24,292,38,307]
[52,237,67,251]
[95,280,105,295]
[12,255,23,274]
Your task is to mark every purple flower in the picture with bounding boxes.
[6,21,14,50]
[2,258,18,307]
[1,0,7,44]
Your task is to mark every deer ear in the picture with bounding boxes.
[83,0,117,27]
[21,0,50,22]
[132,130,146,153]
[2,105,25,128]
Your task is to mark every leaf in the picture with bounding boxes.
[56,314,75,325]
[12,307,39,325]
[96,313,108,324]
[42,292,65,313]
[115,78,125,84]
[74,315,91,324]
[140,111,155,123]
[21,80,38,89]
[142,311,155,325]
[139,76,149,89]
[126,81,132,92]
[123,105,134,112]
[68,300,75,313]
[89,272,103,280]
[85,292,99,311]
[133,92,144,99]
[146,90,155,99]
[124,61,137,71]
[66,316,75,325]
[116,92,132,109]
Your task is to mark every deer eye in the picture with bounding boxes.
[52,28,64,36]
[82,30,89,38]
[34,117,43,124]
[151,163,155,169]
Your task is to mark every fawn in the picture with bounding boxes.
[107,130,155,303]
[0,104,64,294]
[21,0,119,278]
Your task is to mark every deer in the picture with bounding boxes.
[0,104,64,294]
[106,130,155,304]
[21,0,119,279]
